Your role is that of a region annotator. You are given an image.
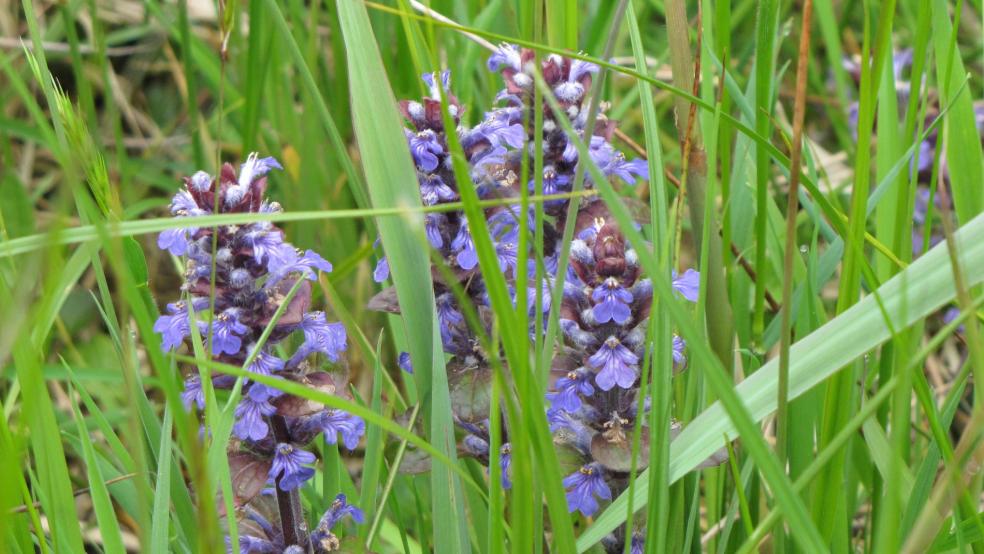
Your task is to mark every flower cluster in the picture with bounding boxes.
[487,44,647,214]
[372,44,650,356]
[368,46,710,553]
[153,156,364,551]
[544,208,699,524]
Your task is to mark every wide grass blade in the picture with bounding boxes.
[336,3,470,552]
[581,211,984,548]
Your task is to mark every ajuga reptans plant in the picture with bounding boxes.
[369,45,725,551]
[155,156,364,552]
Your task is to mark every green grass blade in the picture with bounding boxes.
[150,406,175,554]
[813,3,896,545]
[625,3,673,551]
[9,332,85,552]
[335,3,469,552]
[751,0,778,340]
[359,338,386,545]
[931,0,984,223]
[67,378,126,554]
[263,0,370,211]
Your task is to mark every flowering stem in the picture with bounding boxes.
[270,414,308,550]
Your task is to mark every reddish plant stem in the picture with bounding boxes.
[270,415,308,550]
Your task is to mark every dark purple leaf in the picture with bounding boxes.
[590,432,649,473]
[448,364,493,424]
[367,287,402,313]
[228,451,273,507]
[273,371,338,418]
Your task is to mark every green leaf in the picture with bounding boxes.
[10,336,85,552]
[335,3,469,553]
[67,378,126,554]
[0,174,34,238]
[150,407,175,554]
[931,0,984,223]
[359,337,386,544]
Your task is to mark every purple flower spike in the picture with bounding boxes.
[589,336,639,391]
[155,301,193,352]
[299,312,347,362]
[546,369,595,413]
[406,129,444,172]
[233,388,276,441]
[591,278,633,324]
[156,156,365,507]
[269,443,316,491]
[563,463,611,516]
[207,309,248,356]
[672,269,700,302]
[310,409,366,450]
